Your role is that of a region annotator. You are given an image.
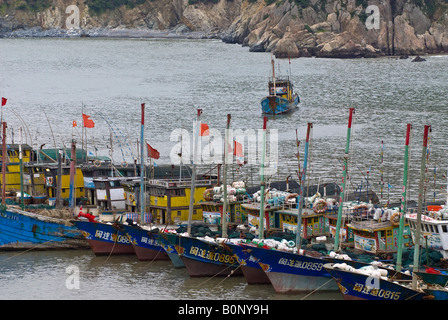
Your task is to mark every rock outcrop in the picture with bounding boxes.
[0,0,447,58]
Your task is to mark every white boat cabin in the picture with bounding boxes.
[406,205,448,259]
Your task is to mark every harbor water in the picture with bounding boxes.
[0,38,447,300]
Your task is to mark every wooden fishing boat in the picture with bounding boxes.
[122,223,169,261]
[158,231,186,268]
[0,206,88,250]
[227,241,271,284]
[347,217,413,256]
[261,58,299,115]
[323,262,427,300]
[167,234,243,277]
[243,243,338,293]
[71,219,135,255]
[406,205,448,259]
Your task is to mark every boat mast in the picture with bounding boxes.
[222,114,231,238]
[258,116,268,239]
[271,56,276,96]
[396,123,412,272]
[187,109,201,236]
[1,121,6,206]
[68,139,76,216]
[334,108,355,252]
[19,127,24,210]
[296,122,312,250]
[412,125,431,290]
[140,103,145,225]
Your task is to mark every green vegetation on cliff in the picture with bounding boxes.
[85,0,147,15]
[15,0,51,12]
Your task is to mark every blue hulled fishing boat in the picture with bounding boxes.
[158,231,186,268]
[227,241,271,284]
[0,206,88,250]
[122,223,169,261]
[165,234,242,277]
[71,219,135,255]
[243,243,338,292]
[261,58,299,115]
[323,263,426,300]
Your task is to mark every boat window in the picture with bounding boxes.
[177,211,181,216]
[442,225,448,233]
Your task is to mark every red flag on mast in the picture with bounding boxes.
[200,123,209,136]
[82,114,95,128]
[147,143,160,159]
[1,98,7,106]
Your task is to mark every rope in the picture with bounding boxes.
[196,264,235,287]
[299,278,335,300]
[0,235,66,262]
[105,230,120,262]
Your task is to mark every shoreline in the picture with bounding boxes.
[2,26,447,60]
[0,26,220,40]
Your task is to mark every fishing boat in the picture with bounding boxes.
[168,234,243,277]
[261,58,299,115]
[71,218,134,255]
[346,206,413,256]
[122,223,169,261]
[227,241,271,284]
[0,126,89,250]
[406,205,448,259]
[0,206,88,250]
[323,262,427,300]
[243,242,338,292]
[158,230,186,268]
[325,125,438,300]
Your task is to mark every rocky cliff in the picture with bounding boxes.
[0,0,447,58]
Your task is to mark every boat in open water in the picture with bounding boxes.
[261,58,299,115]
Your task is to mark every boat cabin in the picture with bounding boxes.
[347,205,413,255]
[268,77,293,100]
[148,178,216,225]
[406,205,448,259]
[201,200,246,225]
[0,144,35,194]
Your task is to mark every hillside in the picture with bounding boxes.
[0,0,447,57]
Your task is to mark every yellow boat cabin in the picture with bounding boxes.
[148,178,216,225]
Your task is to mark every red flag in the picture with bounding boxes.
[147,143,160,159]
[1,97,7,106]
[234,140,243,157]
[72,121,77,127]
[200,123,209,136]
[234,140,244,165]
[82,114,95,128]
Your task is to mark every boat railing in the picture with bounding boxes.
[147,179,216,188]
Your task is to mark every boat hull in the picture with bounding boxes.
[228,242,270,284]
[261,94,299,115]
[167,235,242,277]
[424,288,448,300]
[71,220,135,256]
[0,208,88,250]
[324,263,427,300]
[122,224,169,261]
[242,244,338,293]
[158,232,185,268]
